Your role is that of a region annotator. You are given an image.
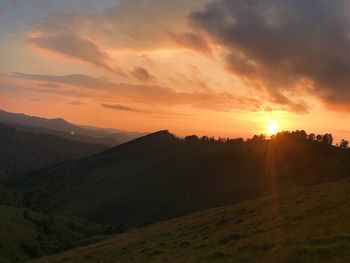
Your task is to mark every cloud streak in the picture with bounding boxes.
[12,72,261,112]
[28,33,117,72]
[101,103,140,112]
[131,67,154,83]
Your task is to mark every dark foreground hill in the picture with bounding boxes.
[0,124,105,181]
[0,205,106,263]
[17,130,350,228]
[31,178,350,263]
[0,109,146,146]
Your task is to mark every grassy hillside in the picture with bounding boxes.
[17,131,350,228]
[0,205,107,263]
[31,178,350,263]
[0,124,105,181]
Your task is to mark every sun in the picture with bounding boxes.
[267,122,278,135]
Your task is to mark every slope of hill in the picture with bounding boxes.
[12,124,119,147]
[0,205,106,263]
[17,130,350,228]
[0,124,105,181]
[0,109,146,146]
[31,178,350,263]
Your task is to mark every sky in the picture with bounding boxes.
[1,0,350,141]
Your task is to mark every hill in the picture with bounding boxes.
[17,130,350,228]
[0,109,146,146]
[0,124,105,181]
[0,205,106,263]
[11,124,120,147]
[30,177,350,263]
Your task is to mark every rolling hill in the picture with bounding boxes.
[0,109,146,147]
[11,124,122,147]
[17,130,350,229]
[30,177,350,263]
[0,205,106,263]
[0,123,105,181]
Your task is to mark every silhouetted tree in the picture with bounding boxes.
[200,136,209,143]
[249,134,266,143]
[322,133,333,145]
[339,139,349,149]
[296,130,307,140]
[218,137,226,144]
[316,134,322,142]
[184,135,199,143]
[308,133,315,141]
[227,138,244,144]
[209,137,216,143]
[328,134,333,145]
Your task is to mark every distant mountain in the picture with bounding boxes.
[31,178,350,263]
[0,109,146,146]
[12,124,120,147]
[17,130,350,228]
[0,123,106,180]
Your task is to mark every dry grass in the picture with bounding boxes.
[31,178,350,263]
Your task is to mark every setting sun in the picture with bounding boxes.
[267,123,279,135]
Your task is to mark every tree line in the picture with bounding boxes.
[181,130,349,149]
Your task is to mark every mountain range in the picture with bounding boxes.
[0,123,105,181]
[0,109,146,147]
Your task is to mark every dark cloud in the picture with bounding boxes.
[101,103,140,112]
[28,33,120,72]
[170,32,212,55]
[101,103,193,117]
[38,82,61,88]
[69,100,83,106]
[131,67,154,83]
[191,0,350,111]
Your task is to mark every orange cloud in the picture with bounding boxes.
[131,67,154,83]
[13,72,261,112]
[27,0,211,54]
[169,32,212,55]
[28,33,120,73]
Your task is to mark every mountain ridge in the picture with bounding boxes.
[0,109,146,146]
[17,130,350,229]
[0,123,106,181]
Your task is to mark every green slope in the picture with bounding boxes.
[0,205,107,263]
[18,131,350,228]
[31,178,350,263]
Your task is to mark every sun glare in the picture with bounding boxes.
[267,123,278,135]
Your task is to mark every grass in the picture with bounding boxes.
[0,205,106,263]
[30,177,350,263]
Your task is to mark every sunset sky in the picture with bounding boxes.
[1,0,350,141]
